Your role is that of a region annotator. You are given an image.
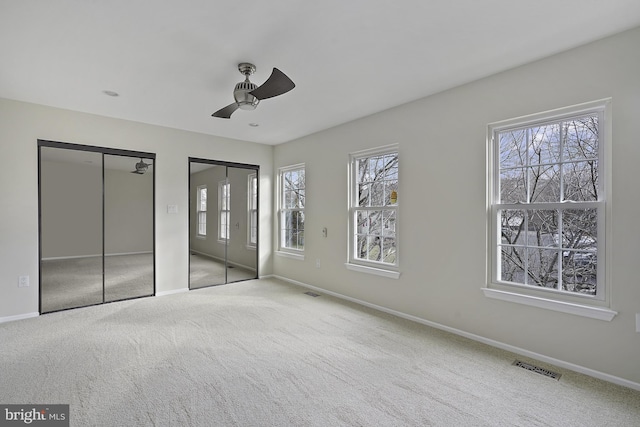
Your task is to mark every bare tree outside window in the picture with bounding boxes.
[497,114,601,295]
[353,151,398,265]
[280,166,305,251]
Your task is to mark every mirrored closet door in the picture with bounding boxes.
[189,158,258,289]
[38,140,155,313]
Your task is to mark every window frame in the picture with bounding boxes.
[196,185,207,238]
[247,172,258,249]
[346,144,400,279]
[218,179,230,242]
[485,99,615,320]
[277,164,305,258]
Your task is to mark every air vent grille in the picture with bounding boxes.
[513,360,561,380]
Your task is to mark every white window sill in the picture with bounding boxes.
[246,244,257,251]
[345,263,400,279]
[481,288,617,321]
[276,250,305,261]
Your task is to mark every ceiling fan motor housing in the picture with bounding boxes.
[234,81,259,110]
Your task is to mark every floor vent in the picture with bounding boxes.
[513,360,561,380]
[304,291,321,297]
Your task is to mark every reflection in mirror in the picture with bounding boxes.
[226,167,258,283]
[104,154,154,302]
[40,147,104,313]
[189,161,258,289]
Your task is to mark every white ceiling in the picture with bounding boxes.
[2,1,640,145]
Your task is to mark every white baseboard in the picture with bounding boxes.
[0,312,39,324]
[156,288,189,297]
[272,275,640,392]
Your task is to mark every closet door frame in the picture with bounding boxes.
[37,139,156,313]
[188,157,260,288]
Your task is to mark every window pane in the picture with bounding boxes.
[527,209,558,248]
[563,116,598,161]
[382,237,396,263]
[499,129,527,168]
[367,210,382,235]
[529,124,561,165]
[371,156,385,178]
[500,246,525,284]
[563,160,598,202]
[562,209,597,250]
[285,228,293,248]
[500,210,525,245]
[358,158,369,183]
[298,189,305,208]
[357,210,369,234]
[366,236,381,261]
[382,210,396,236]
[526,248,559,288]
[370,182,384,206]
[358,183,370,207]
[356,234,368,260]
[500,168,526,203]
[199,188,207,211]
[385,159,398,180]
[562,251,597,295]
[529,164,560,202]
[384,180,398,206]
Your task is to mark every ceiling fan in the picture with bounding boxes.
[212,63,295,119]
[131,158,152,174]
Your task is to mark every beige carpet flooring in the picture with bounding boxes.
[1,278,638,426]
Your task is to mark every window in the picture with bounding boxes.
[196,185,207,237]
[278,165,305,254]
[248,173,258,248]
[218,180,230,241]
[347,145,399,278]
[487,100,613,318]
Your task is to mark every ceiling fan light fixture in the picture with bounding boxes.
[212,62,295,119]
[234,80,259,110]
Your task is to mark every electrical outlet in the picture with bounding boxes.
[18,276,29,287]
[316,259,321,269]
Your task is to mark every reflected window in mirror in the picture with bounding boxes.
[278,164,305,254]
[248,173,258,248]
[218,180,230,241]
[196,185,207,238]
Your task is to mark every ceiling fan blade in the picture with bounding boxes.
[249,68,295,100]
[212,103,239,119]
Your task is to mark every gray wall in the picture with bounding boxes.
[273,27,640,386]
